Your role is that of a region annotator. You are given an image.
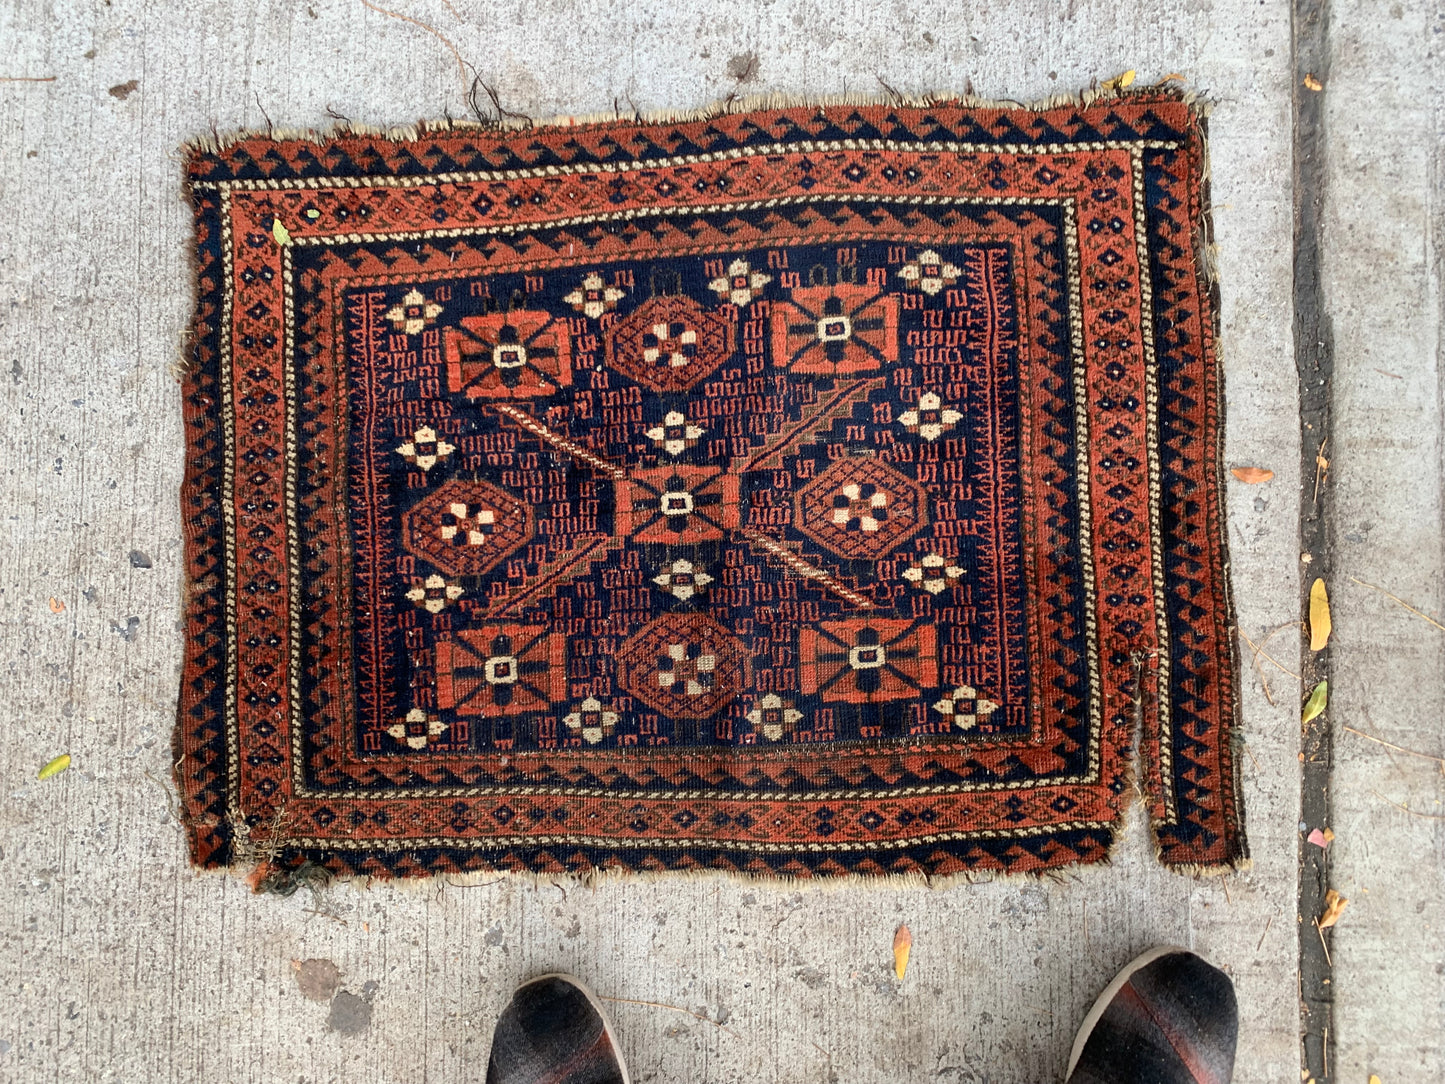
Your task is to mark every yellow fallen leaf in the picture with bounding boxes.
[1303,73,1323,91]
[892,924,912,980]
[1301,680,1328,724]
[1318,888,1348,929]
[1231,466,1274,484]
[1370,1075,1383,1084]
[1309,578,1331,651]
[1102,69,1137,90]
[38,753,71,780]
[272,218,291,246]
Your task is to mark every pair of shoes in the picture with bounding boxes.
[487,949,1236,1084]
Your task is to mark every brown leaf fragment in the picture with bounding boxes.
[892,924,912,980]
[1309,578,1331,651]
[1318,888,1348,929]
[1231,466,1274,484]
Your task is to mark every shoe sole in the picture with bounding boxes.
[521,972,633,1084]
[1066,944,1188,1078]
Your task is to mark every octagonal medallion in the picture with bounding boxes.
[617,612,750,720]
[401,479,533,577]
[604,294,735,393]
[793,457,926,560]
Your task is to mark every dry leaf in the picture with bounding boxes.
[37,753,71,780]
[892,924,912,980]
[1318,888,1348,929]
[48,597,65,613]
[1102,69,1137,90]
[272,218,292,246]
[1301,680,1328,724]
[1309,578,1331,651]
[1370,1075,1383,1084]
[1323,827,1335,844]
[1231,466,1274,484]
[1303,73,1323,91]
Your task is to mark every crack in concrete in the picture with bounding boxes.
[1292,0,1336,1079]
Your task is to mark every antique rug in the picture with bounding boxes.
[176,89,1246,881]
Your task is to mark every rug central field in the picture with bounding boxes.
[177,90,1246,880]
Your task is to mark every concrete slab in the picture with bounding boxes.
[0,0,1335,1079]
[1323,2,1445,1080]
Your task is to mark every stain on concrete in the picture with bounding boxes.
[293,958,342,1002]
[1001,884,1049,921]
[111,616,140,641]
[108,79,139,100]
[327,982,377,1035]
[128,549,152,568]
[794,965,827,989]
[725,51,760,83]
[483,921,505,947]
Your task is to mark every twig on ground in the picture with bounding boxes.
[359,0,471,92]
[1344,724,1445,767]
[1243,743,1262,774]
[598,997,738,1038]
[1372,789,1445,819]
[1349,576,1445,633]
[469,77,533,127]
[1313,916,1332,967]
[876,75,905,104]
[1238,621,1300,704]
[303,908,349,925]
[1256,912,1274,952]
[1312,437,1328,508]
[0,75,56,82]
[254,90,273,135]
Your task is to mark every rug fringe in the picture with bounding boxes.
[180,82,1215,158]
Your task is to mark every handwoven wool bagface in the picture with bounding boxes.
[177,91,1245,881]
